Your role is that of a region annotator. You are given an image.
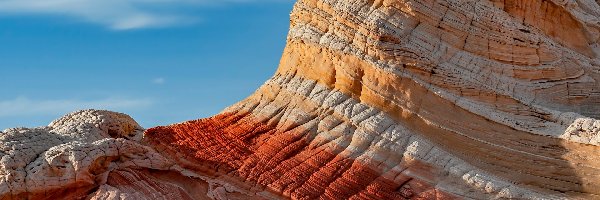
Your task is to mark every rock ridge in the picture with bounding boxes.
[1,0,600,199]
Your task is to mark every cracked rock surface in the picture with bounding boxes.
[1,110,259,200]
[0,110,177,199]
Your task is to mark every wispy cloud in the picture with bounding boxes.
[0,0,290,30]
[0,97,153,117]
[153,77,166,84]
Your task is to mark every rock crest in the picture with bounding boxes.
[2,0,600,199]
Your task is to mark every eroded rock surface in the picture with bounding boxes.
[2,0,600,199]
[0,110,171,199]
[0,110,262,200]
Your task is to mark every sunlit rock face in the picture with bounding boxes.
[2,0,600,199]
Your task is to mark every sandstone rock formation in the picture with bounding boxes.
[2,0,600,199]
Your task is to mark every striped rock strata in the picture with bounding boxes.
[1,0,600,199]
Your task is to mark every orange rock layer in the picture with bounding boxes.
[145,112,455,200]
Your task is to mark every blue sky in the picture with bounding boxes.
[0,0,295,129]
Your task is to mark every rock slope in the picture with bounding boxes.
[2,0,600,199]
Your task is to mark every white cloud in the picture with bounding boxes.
[0,0,290,30]
[0,97,153,117]
[153,77,166,84]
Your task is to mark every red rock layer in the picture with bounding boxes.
[145,112,455,200]
[0,184,96,200]
[91,169,204,200]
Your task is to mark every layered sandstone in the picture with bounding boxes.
[2,0,600,199]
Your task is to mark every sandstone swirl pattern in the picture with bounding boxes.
[2,0,600,199]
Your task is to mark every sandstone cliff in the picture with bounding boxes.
[2,0,600,199]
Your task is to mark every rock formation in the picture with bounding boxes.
[2,0,600,199]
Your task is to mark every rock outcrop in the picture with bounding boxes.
[2,0,600,199]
